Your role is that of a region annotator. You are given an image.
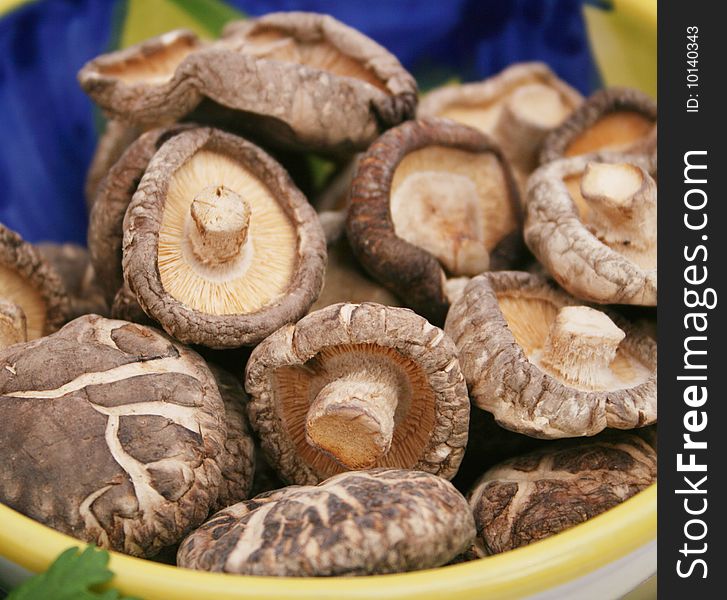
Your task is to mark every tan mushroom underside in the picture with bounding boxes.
[158,150,296,315]
[390,146,516,276]
[497,293,650,391]
[274,343,436,478]
[0,265,47,340]
[564,111,654,157]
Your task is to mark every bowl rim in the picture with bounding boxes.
[0,483,656,599]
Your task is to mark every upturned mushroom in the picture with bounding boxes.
[445,272,656,438]
[0,315,229,557]
[0,299,26,350]
[245,302,469,484]
[469,432,656,554]
[177,469,475,576]
[78,13,417,155]
[539,87,656,165]
[347,118,522,323]
[122,127,326,348]
[525,153,656,305]
[0,224,69,339]
[418,62,583,175]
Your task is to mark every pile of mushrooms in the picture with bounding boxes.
[0,9,657,580]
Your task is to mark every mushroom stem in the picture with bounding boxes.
[580,162,657,250]
[540,306,625,390]
[494,84,570,171]
[0,299,27,351]
[189,185,251,265]
[305,371,399,469]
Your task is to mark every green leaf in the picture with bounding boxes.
[8,546,140,600]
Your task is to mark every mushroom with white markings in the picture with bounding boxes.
[445,272,656,438]
[122,127,326,348]
[245,302,470,484]
[177,469,475,576]
[524,153,656,305]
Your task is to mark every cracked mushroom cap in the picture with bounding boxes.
[79,14,417,156]
[178,468,475,576]
[539,87,656,165]
[524,153,656,305]
[418,62,583,174]
[245,302,469,485]
[0,315,227,557]
[0,224,69,339]
[469,432,656,554]
[445,272,656,439]
[89,123,196,305]
[122,127,326,348]
[347,118,522,324]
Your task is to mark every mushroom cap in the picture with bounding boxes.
[79,14,417,155]
[469,432,656,554]
[208,365,255,512]
[0,224,69,339]
[245,302,469,485]
[122,127,326,348]
[539,87,656,165]
[89,123,195,305]
[346,118,522,324]
[177,468,475,576]
[444,272,656,438]
[0,315,227,557]
[524,152,656,305]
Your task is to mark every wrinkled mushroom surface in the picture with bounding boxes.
[347,118,521,324]
[79,14,417,155]
[539,87,656,165]
[419,62,582,174]
[0,224,69,339]
[469,432,656,554]
[525,152,656,305]
[0,315,226,557]
[123,127,326,348]
[445,272,656,438]
[245,302,469,484]
[178,469,475,576]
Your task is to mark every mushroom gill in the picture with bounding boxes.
[564,111,654,157]
[0,265,47,340]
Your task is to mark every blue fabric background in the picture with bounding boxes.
[0,0,597,244]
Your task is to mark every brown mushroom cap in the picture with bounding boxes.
[469,432,656,554]
[346,118,522,324]
[524,152,656,305]
[122,127,326,348]
[0,315,227,557]
[79,14,417,155]
[89,123,196,305]
[445,272,656,439]
[245,302,469,485]
[207,365,255,512]
[0,224,69,339]
[178,468,475,576]
[418,62,583,175]
[539,87,656,165]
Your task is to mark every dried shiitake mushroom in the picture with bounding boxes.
[0,224,69,339]
[525,153,656,305]
[347,118,521,323]
[469,432,656,554]
[85,120,142,208]
[0,299,26,350]
[445,272,656,438]
[245,302,469,484]
[37,243,108,320]
[178,469,475,576]
[89,123,195,305]
[79,13,417,155]
[122,127,326,348]
[419,62,583,174]
[539,87,656,164]
[0,315,228,557]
